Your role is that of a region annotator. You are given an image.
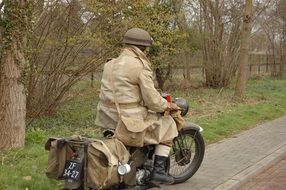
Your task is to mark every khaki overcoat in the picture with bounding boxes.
[95,46,178,144]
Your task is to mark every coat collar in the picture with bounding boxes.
[120,46,152,67]
[120,48,138,58]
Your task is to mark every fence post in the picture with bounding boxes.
[91,72,94,87]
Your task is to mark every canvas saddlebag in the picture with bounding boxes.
[115,116,150,147]
[45,137,67,179]
[86,138,131,189]
[45,136,89,182]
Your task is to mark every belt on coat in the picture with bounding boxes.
[100,100,140,109]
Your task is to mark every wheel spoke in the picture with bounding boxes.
[169,133,201,177]
[168,129,205,184]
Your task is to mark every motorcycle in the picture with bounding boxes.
[52,97,205,190]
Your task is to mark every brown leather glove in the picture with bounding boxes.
[171,111,185,131]
[166,102,180,111]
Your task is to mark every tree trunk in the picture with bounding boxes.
[0,0,30,150]
[0,49,26,150]
[175,0,191,80]
[235,0,253,97]
[155,67,170,90]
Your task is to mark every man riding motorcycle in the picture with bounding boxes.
[95,28,179,185]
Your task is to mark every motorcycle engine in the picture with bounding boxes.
[136,169,151,185]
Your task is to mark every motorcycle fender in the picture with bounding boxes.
[183,122,203,133]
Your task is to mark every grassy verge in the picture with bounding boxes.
[196,77,286,143]
[170,77,286,143]
[0,76,286,189]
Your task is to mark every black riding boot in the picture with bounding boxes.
[150,155,174,185]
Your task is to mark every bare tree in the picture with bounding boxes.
[187,0,244,87]
[26,0,107,119]
[256,0,285,77]
[175,0,192,79]
[235,0,253,97]
[0,0,32,150]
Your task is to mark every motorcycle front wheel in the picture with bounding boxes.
[168,126,205,184]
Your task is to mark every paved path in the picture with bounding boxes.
[161,116,286,190]
[238,157,286,190]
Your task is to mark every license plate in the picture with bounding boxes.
[61,160,82,181]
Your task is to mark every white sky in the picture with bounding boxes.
[0,0,3,13]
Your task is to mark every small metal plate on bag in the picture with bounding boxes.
[61,160,82,181]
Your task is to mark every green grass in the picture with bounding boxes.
[170,77,286,143]
[202,78,286,142]
[1,76,286,189]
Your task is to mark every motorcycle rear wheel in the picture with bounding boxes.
[168,127,205,184]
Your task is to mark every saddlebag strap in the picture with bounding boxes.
[110,60,122,118]
[93,139,117,186]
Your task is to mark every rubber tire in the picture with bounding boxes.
[170,127,205,184]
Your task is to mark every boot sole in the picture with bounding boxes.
[150,180,174,185]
